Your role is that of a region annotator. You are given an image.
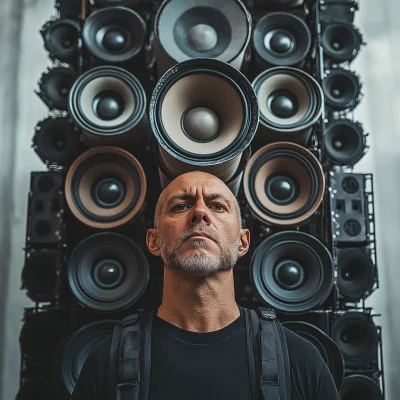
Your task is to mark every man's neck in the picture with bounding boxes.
[156,267,240,333]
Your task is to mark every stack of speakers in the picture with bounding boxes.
[16,0,385,399]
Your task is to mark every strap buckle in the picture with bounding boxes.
[258,307,277,321]
[121,313,140,327]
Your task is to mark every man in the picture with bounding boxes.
[71,171,339,400]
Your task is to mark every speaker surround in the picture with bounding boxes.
[339,375,383,400]
[250,231,333,313]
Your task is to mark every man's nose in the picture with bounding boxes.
[190,201,211,225]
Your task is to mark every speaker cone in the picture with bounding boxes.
[83,7,146,63]
[250,231,333,313]
[42,18,81,62]
[283,321,344,388]
[337,248,375,301]
[16,378,58,400]
[253,13,311,67]
[38,67,77,110]
[332,312,378,368]
[243,142,324,226]
[252,67,323,144]
[52,320,117,398]
[154,0,251,74]
[322,23,363,63]
[150,58,258,183]
[340,375,383,400]
[323,119,366,166]
[65,146,146,229]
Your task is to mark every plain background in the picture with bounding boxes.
[0,0,399,399]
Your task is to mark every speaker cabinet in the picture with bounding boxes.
[319,0,358,24]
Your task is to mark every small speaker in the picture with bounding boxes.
[252,67,323,145]
[323,68,362,112]
[16,378,58,400]
[65,147,147,229]
[33,117,84,167]
[332,312,379,368]
[154,0,251,75]
[37,67,77,111]
[336,248,376,302]
[253,12,311,67]
[67,233,149,312]
[323,119,366,166]
[149,58,258,184]
[243,142,325,227]
[329,172,369,245]
[41,18,81,62]
[340,375,383,400]
[26,171,65,246]
[82,7,147,63]
[250,231,333,313]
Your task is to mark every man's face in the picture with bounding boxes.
[147,172,250,278]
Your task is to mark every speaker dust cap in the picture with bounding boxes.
[65,146,146,229]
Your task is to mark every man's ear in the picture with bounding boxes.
[238,228,250,258]
[146,228,161,257]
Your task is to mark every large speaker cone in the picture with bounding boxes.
[67,233,149,312]
[42,18,81,62]
[83,7,146,63]
[323,68,361,112]
[154,0,251,75]
[150,58,258,183]
[337,248,375,301]
[332,312,378,368]
[322,23,363,63]
[65,146,146,229]
[250,231,333,313]
[53,320,117,398]
[68,66,147,147]
[283,321,344,388]
[323,119,366,166]
[253,13,311,67]
[340,375,383,400]
[252,67,323,144]
[243,142,324,226]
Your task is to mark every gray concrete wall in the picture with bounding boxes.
[0,0,399,399]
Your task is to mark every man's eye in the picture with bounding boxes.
[173,204,189,211]
[211,203,225,211]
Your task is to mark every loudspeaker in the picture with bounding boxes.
[52,320,118,399]
[329,172,369,245]
[149,58,258,183]
[340,375,383,400]
[153,0,251,76]
[332,312,379,368]
[26,171,65,246]
[243,142,325,227]
[65,147,147,229]
[33,117,84,167]
[16,378,58,400]
[68,66,147,149]
[336,248,376,302]
[323,68,362,112]
[253,12,311,67]
[283,321,344,389]
[82,7,146,63]
[321,22,363,63]
[41,18,81,62]
[250,231,333,313]
[252,67,323,145]
[323,119,366,166]
[67,232,149,312]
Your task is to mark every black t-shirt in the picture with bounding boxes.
[71,307,339,400]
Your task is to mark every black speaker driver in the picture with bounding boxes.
[42,18,81,61]
[337,248,375,301]
[323,119,366,166]
[322,23,363,63]
[340,375,383,400]
[82,7,146,63]
[52,320,117,398]
[250,231,333,313]
[67,232,149,312]
[282,321,344,389]
[323,68,361,112]
[253,12,311,67]
[332,312,378,368]
[16,378,58,400]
